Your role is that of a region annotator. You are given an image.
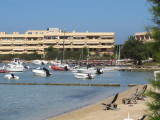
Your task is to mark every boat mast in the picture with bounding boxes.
[86,47,90,67]
[61,29,66,64]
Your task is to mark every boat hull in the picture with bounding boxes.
[0,69,9,73]
[74,73,95,79]
[51,65,68,71]
[6,67,25,72]
[32,68,51,77]
[4,74,19,80]
[76,68,96,74]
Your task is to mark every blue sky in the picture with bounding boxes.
[0,0,152,44]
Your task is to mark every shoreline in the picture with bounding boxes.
[47,85,150,120]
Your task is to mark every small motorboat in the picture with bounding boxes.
[51,65,69,71]
[6,62,26,72]
[32,67,52,77]
[76,67,96,74]
[32,60,49,65]
[74,73,95,79]
[10,58,25,65]
[4,74,19,80]
[32,60,43,65]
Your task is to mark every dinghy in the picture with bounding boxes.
[4,74,19,80]
[74,73,95,79]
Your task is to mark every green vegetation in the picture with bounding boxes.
[145,0,160,120]
[0,52,41,61]
[0,46,114,61]
[44,46,58,60]
[147,0,160,63]
[121,36,149,65]
[146,74,160,120]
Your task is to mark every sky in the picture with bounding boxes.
[0,0,152,44]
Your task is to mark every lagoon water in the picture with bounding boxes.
[0,63,154,120]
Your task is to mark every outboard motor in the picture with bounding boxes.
[96,68,103,74]
[43,67,51,76]
[11,74,15,78]
[87,73,92,79]
[87,64,91,69]
[24,65,30,69]
[64,66,69,71]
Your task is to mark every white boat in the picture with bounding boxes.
[50,60,61,66]
[76,67,96,74]
[32,60,43,65]
[32,60,49,65]
[32,67,52,77]
[74,73,95,79]
[10,58,25,65]
[4,74,19,80]
[41,60,49,65]
[6,63,25,72]
[102,66,119,71]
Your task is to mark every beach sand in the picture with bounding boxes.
[47,85,151,120]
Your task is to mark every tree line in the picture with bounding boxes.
[116,36,155,65]
[0,46,114,61]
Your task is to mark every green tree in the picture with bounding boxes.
[121,36,147,65]
[146,73,160,120]
[147,0,160,62]
[45,46,58,60]
[114,44,123,60]
[144,42,154,60]
[82,47,90,60]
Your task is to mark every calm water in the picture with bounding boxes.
[0,63,154,120]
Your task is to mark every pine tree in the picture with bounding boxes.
[147,0,160,62]
[146,1,160,119]
[146,73,160,120]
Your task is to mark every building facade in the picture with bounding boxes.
[135,32,154,42]
[0,28,115,55]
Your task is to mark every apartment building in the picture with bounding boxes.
[135,32,154,42]
[0,28,115,55]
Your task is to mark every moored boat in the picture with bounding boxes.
[4,74,19,80]
[76,67,96,74]
[6,64,25,72]
[32,67,52,77]
[32,60,49,65]
[74,73,95,79]
[10,58,25,65]
[51,65,69,71]
[32,60,42,65]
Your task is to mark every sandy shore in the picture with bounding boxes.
[47,85,151,120]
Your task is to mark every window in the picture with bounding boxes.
[102,43,107,45]
[66,48,71,51]
[101,48,107,52]
[73,48,79,51]
[14,44,24,46]
[28,32,32,34]
[1,44,11,46]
